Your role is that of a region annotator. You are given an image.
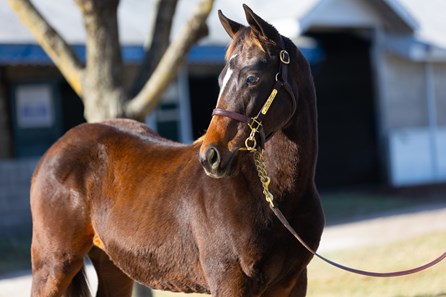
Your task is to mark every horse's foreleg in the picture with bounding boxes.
[30,237,90,297]
[88,246,134,297]
[288,269,307,297]
[203,261,261,297]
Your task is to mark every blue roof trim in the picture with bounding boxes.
[0,44,144,65]
[0,43,323,66]
[0,44,52,65]
[188,45,226,64]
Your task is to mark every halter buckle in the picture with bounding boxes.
[280,50,290,64]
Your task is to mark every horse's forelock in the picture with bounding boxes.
[225,30,245,60]
[225,28,277,61]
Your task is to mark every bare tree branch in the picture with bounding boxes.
[8,0,85,98]
[131,0,178,96]
[10,0,214,123]
[125,0,214,120]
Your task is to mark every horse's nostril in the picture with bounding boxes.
[206,147,221,170]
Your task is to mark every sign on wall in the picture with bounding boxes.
[16,84,54,128]
[11,82,62,157]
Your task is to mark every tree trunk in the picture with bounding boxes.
[124,0,212,121]
[77,0,126,122]
[131,0,178,97]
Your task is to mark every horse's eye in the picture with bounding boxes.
[246,75,259,85]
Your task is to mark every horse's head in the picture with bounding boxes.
[199,5,298,178]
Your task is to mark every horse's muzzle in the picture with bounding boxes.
[199,145,237,178]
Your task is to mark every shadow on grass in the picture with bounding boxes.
[320,190,446,226]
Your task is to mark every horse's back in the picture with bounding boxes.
[33,119,171,182]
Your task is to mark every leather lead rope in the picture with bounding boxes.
[270,204,446,277]
[252,147,446,277]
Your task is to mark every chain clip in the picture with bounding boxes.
[243,117,262,152]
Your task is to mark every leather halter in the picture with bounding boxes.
[212,37,296,150]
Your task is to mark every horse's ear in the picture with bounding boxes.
[243,4,281,45]
[218,9,244,39]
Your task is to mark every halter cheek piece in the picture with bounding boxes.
[212,37,296,151]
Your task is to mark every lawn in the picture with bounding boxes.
[307,231,446,297]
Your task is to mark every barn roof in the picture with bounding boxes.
[0,0,445,64]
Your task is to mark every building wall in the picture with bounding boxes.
[0,158,37,233]
[381,53,428,130]
[381,54,446,129]
[380,52,446,185]
[0,70,11,158]
[433,63,446,126]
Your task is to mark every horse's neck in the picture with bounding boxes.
[263,131,299,197]
[267,57,319,202]
[263,107,318,206]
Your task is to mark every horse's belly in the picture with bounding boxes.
[104,242,210,294]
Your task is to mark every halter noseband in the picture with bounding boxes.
[212,37,296,151]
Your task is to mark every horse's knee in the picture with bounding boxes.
[31,256,86,297]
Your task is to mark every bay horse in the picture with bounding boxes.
[30,5,324,297]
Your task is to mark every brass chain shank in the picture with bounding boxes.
[243,117,275,208]
[254,150,275,208]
